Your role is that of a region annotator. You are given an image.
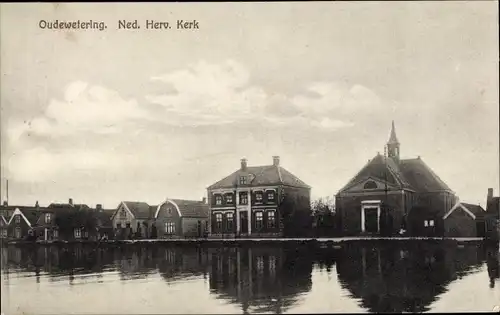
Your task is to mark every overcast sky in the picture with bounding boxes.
[0,2,498,209]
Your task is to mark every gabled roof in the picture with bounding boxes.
[399,158,453,193]
[338,154,453,194]
[48,203,90,211]
[7,208,41,226]
[208,164,310,190]
[169,199,208,218]
[443,202,485,220]
[121,201,154,219]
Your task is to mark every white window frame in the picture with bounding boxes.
[215,213,223,230]
[165,222,176,234]
[267,191,275,201]
[255,192,263,203]
[239,192,248,205]
[429,220,434,227]
[53,229,59,238]
[255,212,263,229]
[424,220,428,227]
[267,210,276,228]
[15,227,21,238]
[45,213,51,224]
[74,228,81,238]
[239,176,247,185]
[225,194,234,204]
[215,195,222,205]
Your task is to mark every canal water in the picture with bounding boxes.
[1,242,499,314]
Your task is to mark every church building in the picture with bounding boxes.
[335,122,458,237]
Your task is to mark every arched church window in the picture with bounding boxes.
[364,181,378,190]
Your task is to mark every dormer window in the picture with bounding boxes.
[225,194,234,204]
[239,176,247,185]
[45,213,51,224]
[215,195,222,205]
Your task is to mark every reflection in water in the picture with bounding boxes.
[1,242,499,314]
[336,243,491,313]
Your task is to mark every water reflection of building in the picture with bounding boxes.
[208,245,313,314]
[156,246,210,281]
[335,243,486,313]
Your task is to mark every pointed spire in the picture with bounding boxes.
[387,120,399,145]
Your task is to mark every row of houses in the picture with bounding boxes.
[1,122,499,240]
[0,198,209,241]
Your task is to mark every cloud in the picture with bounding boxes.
[12,81,150,140]
[146,60,381,130]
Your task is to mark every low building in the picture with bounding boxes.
[443,201,487,237]
[111,201,156,239]
[335,121,458,237]
[154,198,209,238]
[35,198,92,241]
[93,204,115,240]
[6,207,40,240]
[485,188,500,240]
[207,156,312,238]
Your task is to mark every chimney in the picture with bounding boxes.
[35,201,39,208]
[96,204,102,211]
[241,158,248,170]
[68,198,73,206]
[273,156,280,166]
[487,188,493,202]
[202,197,207,204]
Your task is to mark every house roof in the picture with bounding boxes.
[169,199,208,218]
[48,203,90,211]
[122,201,154,219]
[443,202,486,220]
[7,207,41,226]
[95,210,114,226]
[339,154,453,194]
[208,164,310,190]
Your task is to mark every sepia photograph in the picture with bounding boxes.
[0,1,499,314]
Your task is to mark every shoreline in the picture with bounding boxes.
[1,236,494,247]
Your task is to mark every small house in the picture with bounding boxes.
[154,198,209,238]
[443,201,487,237]
[7,207,41,240]
[111,201,156,239]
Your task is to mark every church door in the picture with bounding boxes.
[365,208,379,234]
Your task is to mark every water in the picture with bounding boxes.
[1,242,499,314]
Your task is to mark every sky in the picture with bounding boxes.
[0,2,498,209]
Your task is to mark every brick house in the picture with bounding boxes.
[335,121,458,237]
[443,202,487,237]
[154,198,209,238]
[6,207,41,240]
[111,201,156,239]
[34,199,92,241]
[207,156,312,238]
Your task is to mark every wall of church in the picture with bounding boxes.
[336,193,406,236]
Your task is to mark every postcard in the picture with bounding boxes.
[0,2,499,314]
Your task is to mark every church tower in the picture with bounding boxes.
[387,120,400,162]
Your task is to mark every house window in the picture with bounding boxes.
[424,220,428,227]
[15,227,21,239]
[255,192,263,203]
[126,222,131,229]
[53,229,59,238]
[2,229,7,237]
[167,208,172,215]
[216,213,223,230]
[239,176,247,185]
[255,212,263,230]
[424,220,435,227]
[119,209,127,219]
[267,211,276,228]
[165,222,175,234]
[239,192,248,205]
[117,223,122,229]
[215,195,222,205]
[225,194,234,204]
[45,213,51,224]
[429,220,434,227]
[74,228,81,238]
[15,215,20,224]
[267,191,275,201]
[226,212,234,231]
